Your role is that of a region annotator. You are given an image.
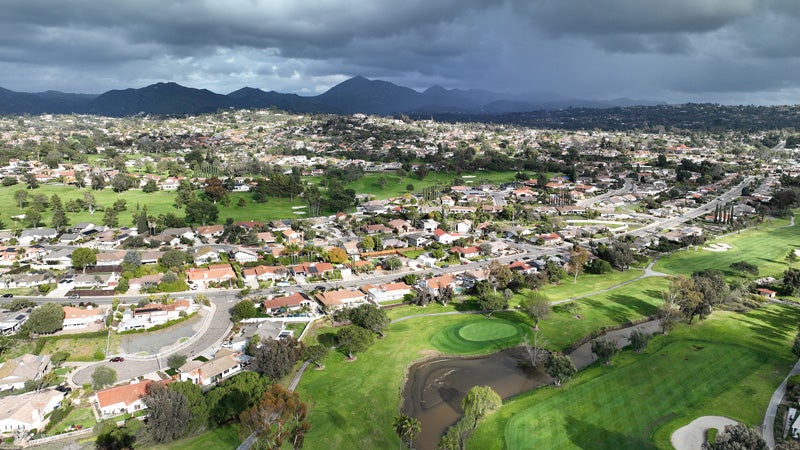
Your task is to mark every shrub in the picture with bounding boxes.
[93,350,105,360]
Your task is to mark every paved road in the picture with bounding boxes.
[577,179,633,208]
[72,292,234,385]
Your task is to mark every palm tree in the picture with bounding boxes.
[392,414,421,450]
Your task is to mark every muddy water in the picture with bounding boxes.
[401,320,661,449]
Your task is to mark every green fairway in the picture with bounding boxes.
[537,277,669,351]
[468,304,800,450]
[343,170,518,199]
[430,316,531,354]
[0,185,309,226]
[654,218,799,279]
[298,313,531,450]
[537,269,643,302]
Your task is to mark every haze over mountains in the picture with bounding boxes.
[0,76,664,117]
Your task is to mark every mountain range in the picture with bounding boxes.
[0,76,664,117]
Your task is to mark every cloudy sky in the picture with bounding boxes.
[1,0,798,104]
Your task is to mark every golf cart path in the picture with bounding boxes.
[671,416,738,450]
[762,356,800,448]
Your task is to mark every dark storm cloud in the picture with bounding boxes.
[0,0,799,104]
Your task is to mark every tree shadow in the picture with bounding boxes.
[564,415,656,450]
[316,331,337,347]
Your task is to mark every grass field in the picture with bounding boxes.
[537,277,669,351]
[536,269,643,302]
[39,333,121,361]
[468,304,800,450]
[144,424,240,450]
[47,406,96,436]
[654,218,799,279]
[298,313,531,450]
[343,170,519,199]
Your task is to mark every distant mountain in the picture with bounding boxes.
[86,82,228,116]
[0,77,666,117]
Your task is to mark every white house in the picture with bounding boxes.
[18,228,57,246]
[62,305,107,329]
[232,248,259,264]
[94,380,154,418]
[178,349,243,386]
[363,282,412,303]
[0,390,63,435]
[118,299,192,331]
[0,354,51,391]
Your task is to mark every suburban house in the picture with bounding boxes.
[451,246,480,259]
[290,262,334,278]
[96,250,126,266]
[433,229,460,245]
[62,306,107,329]
[94,380,154,418]
[195,224,224,240]
[315,289,367,311]
[362,282,412,303]
[178,349,243,386]
[118,299,192,331]
[231,248,259,264]
[262,293,315,315]
[757,288,777,298]
[0,390,63,435]
[242,265,287,284]
[186,263,237,288]
[419,274,457,297]
[18,228,57,246]
[193,246,220,264]
[0,354,51,391]
[128,273,164,292]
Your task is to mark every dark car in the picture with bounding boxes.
[55,385,72,393]
[0,294,13,298]
[110,356,124,362]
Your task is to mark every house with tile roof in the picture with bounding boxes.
[262,293,315,315]
[62,305,107,329]
[94,380,154,418]
[118,299,192,331]
[362,282,412,303]
[315,289,367,311]
[186,263,236,288]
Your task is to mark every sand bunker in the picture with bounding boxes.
[703,243,733,252]
[671,416,739,450]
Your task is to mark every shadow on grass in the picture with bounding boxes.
[317,332,338,348]
[455,299,481,312]
[565,415,656,450]
[606,294,659,318]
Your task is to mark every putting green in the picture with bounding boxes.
[430,316,529,354]
[459,322,519,341]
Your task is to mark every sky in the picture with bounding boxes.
[1,0,799,104]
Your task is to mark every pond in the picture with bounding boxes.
[401,320,661,449]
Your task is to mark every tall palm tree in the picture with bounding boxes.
[393,414,421,449]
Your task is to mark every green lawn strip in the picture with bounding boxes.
[385,302,458,321]
[654,219,799,279]
[298,313,530,450]
[468,304,800,450]
[537,277,669,351]
[143,424,241,450]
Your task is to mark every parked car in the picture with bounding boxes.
[1,294,13,298]
[55,385,72,393]
[68,294,80,300]
[110,356,124,362]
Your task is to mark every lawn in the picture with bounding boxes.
[536,269,643,302]
[39,333,121,361]
[654,218,799,280]
[537,277,669,351]
[47,406,96,436]
[0,184,311,226]
[468,304,800,450]
[143,424,241,450]
[298,313,531,450]
[343,170,518,199]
